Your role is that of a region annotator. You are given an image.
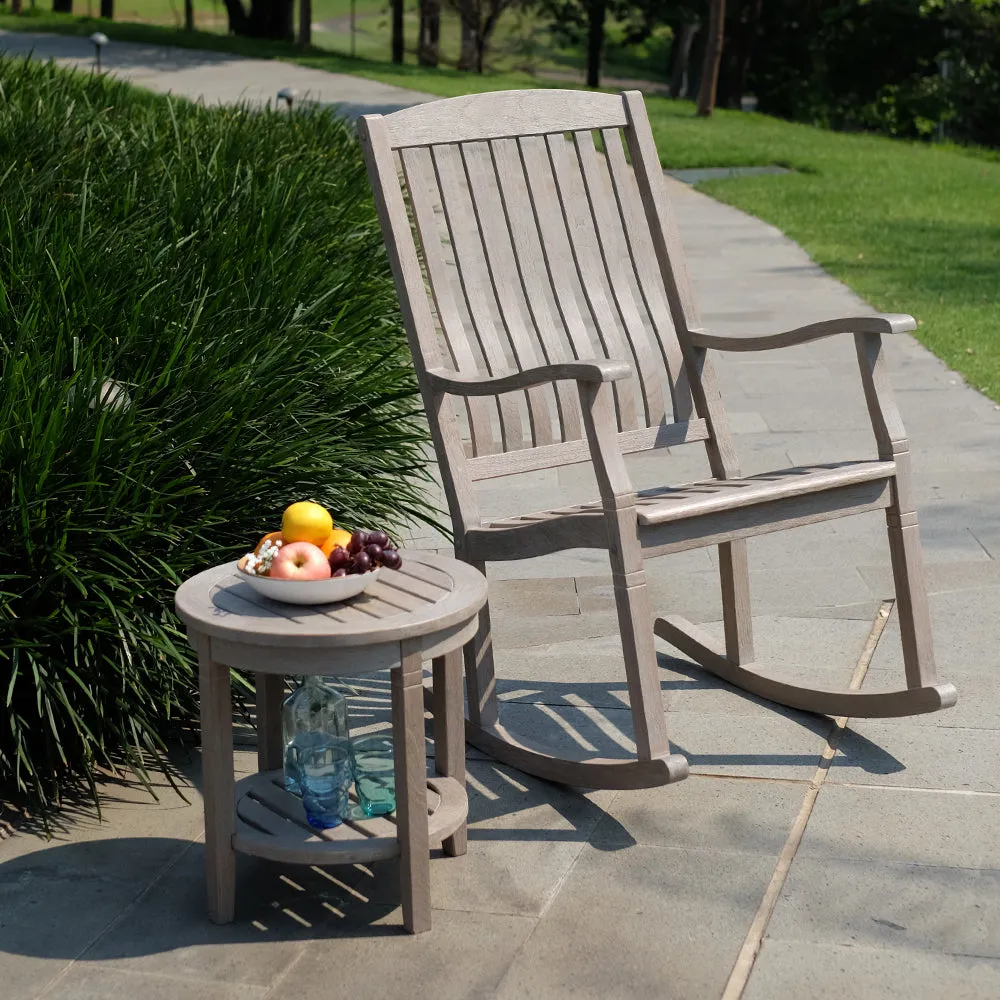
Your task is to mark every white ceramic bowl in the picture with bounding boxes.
[236,560,381,606]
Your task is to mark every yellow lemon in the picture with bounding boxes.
[320,527,353,557]
[281,501,333,547]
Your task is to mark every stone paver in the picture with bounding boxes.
[2,31,999,1000]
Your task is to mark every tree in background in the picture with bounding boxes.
[299,0,312,44]
[419,0,442,65]
[451,0,522,72]
[695,0,724,114]
[392,0,403,62]
[185,0,194,29]
[52,0,72,13]
[538,0,619,87]
[222,0,294,39]
[746,0,1000,146]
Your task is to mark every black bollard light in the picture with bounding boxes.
[90,32,108,73]
[277,87,299,111]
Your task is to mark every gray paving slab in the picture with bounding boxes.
[44,966,271,1000]
[796,784,1000,870]
[360,761,616,919]
[745,942,1000,1000]
[0,835,196,1000]
[828,721,1000,792]
[492,844,777,1000]
[78,846,309,987]
[268,909,536,1000]
[591,773,805,855]
[765,856,1000,959]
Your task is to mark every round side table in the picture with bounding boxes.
[175,551,487,934]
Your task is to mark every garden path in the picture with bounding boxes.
[3,29,1000,1000]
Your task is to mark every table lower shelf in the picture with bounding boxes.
[232,769,467,866]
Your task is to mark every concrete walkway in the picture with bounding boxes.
[2,31,1000,1000]
[0,30,435,116]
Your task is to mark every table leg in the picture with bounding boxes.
[197,634,236,924]
[392,638,431,934]
[255,673,285,773]
[432,648,467,857]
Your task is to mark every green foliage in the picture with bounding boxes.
[749,0,1000,147]
[0,56,433,809]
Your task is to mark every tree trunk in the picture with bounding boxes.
[52,0,72,13]
[298,0,311,45]
[222,0,250,34]
[457,0,478,71]
[729,0,762,109]
[100,0,112,17]
[586,0,605,89]
[669,21,700,99]
[184,0,193,28]
[696,0,726,116]
[418,0,440,67]
[391,0,404,63]
[11,0,22,14]
[234,0,293,39]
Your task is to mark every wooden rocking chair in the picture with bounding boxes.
[358,90,957,790]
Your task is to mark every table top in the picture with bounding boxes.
[174,550,487,650]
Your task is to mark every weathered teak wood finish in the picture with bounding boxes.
[175,552,487,932]
[358,89,957,790]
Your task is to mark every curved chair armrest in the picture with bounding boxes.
[426,359,632,396]
[688,314,917,352]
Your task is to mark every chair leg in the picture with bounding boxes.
[719,539,754,665]
[462,560,499,729]
[603,502,672,761]
[611,566,672,760]
[885,510,938,688]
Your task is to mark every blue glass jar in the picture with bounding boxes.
[281,676,350,795]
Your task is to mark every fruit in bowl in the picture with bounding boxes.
[269,541,331,580]
[235,501,402,605]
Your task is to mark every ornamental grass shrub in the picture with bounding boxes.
[0,56,433,811]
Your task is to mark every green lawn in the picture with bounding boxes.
[2,12,998,399]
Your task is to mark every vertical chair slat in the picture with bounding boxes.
[573,130,667,429]
[516,136,605,376]
[431,142,525,452]
[459,140,557,447]
[602,127,693,422]
[544,132,641,432]
[400,146,498,456]
[491,137,583,443]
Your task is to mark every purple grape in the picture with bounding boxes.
[368,529,389,548]
[348,530,368,555]
[365,543,384,563]
[353,551,372,574]
[328,546,350,571]
[332,568,348,578]
[381,549,401,570]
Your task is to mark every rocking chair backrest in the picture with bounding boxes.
[358,90,720,498]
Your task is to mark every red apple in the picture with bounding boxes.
[268,541,332,580]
